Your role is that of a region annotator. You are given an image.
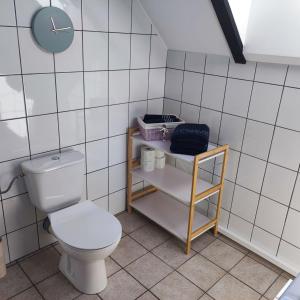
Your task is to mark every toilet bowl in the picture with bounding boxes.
[21,150,122,294]
[49,200,122,294]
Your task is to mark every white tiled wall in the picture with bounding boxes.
[0,0,166,263]
[164,50,300,272]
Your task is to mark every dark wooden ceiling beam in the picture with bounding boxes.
[211,0,246,64]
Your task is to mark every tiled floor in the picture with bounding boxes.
[0,211,294,300]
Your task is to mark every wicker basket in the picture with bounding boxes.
[137,116,185,141]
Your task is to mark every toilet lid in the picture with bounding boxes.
[49,201,122,250]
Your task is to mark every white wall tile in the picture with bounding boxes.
[148,68,165,99]
[83,32,108,71]
[201,75,226,111]
[252,227,280,256]
[18,28,54,74]
[132,0,151,34]
[109,103,129,136]
[163,99,181,116]
[0,76,25,120]
[291,175,300,211]
[82,0,108,31]
[223,79,252,117]
[286,65,300,88]
[3,195,35,232]
[54,32,82,72]
[167,50,185,69]
[236,154,266,193]
[109,33,130,70]
[109,134,127,165]
[86,139,108,172]
[199,108,221,144]
[208,204,229,228]
[7,224,38,261]
[109,0,131,32]
[278,241,300,271]
[0,204,5,236]
[130,35,150,69]
[0,27,21,75]
[248,82,282,125]
[56,73,84,111]
[15,0,49,27]
[84,71,108,108]
[255,196,288,237]
[255,62,287,85]
[185,52,205,73]
[277,87,300,131]
[205,54,229,76]
[182,71,203,106]
[38,221,57,248]
[23,74,57,116]
[150,36,167,68]
[130,69,148,101]
[219,114,246,151]
[211,177,234,211]
[87,168,108,200]
[269,127,300,171]
[180,103,199,123]
[1,236,10,264]
[215,149,240,182]
[59,110,85,147]
[228,60,256,80]
[109,162,126,193]
[0,0,16,26]
[93,196,109,212]
[109,70,129,104]
[129,101,147,127]
[164,69,183,101]
[282,209,300,248]
[85,106,108,141]
[109,189,126,215]
[232,185,259,223]
[228,214,253,241]
[28,114,59,154]
[242,120,274,160]
[262,163,297,206]
[0,119,29,161]
[147,99,163,114]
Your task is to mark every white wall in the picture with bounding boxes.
[228,0,252,44]
[140,0,231,56]
[244,0,300,65]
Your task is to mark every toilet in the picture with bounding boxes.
[21,150,122,294]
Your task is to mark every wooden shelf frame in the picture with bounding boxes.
[127,127,229,254]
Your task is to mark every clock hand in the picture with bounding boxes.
[53,26,72,32]
[50,17,56,32]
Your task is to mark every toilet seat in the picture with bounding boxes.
[48,201,122,251]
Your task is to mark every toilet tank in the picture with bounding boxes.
[21,150,85,213]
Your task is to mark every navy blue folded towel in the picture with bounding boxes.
[170,123,209,155]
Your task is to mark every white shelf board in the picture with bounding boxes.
[131,191,213,242]
[132,134,221,163]
[132,164,216,205]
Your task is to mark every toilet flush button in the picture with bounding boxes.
[51,156,60,160]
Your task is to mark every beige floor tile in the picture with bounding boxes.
[110,236,147,267]
[218,234,249,254]
[11,287,42,300]
[151,271,203,300]
[19,247,60,283]
[248,252,283,275]
[208,274,260,300]
[76,294,100,299]
[99,269,146,300]
[264,275,289,300]
[0,264,32,299]
[152,238,196,268]
[178,254,225,291]
[130,223,170,250]
[117,212,148,234]
[105,257,121,277]
[137,291,158,299]
[230,256,278,294]
[125,252,172,288]
[199,294,214,300]
[201,239,245,271]
[54,244,63,255]
[36,273,80,300]
[191,232,216,252]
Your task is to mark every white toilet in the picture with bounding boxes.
[21,150,122,294]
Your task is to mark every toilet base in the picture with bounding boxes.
[59,252,107,294]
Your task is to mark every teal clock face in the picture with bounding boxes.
[31,7,74,53]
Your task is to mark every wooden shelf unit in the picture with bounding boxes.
[127,128,229,254]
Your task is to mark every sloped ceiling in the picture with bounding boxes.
[139,0,231,56]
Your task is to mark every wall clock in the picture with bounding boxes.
[31,7,74,53]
